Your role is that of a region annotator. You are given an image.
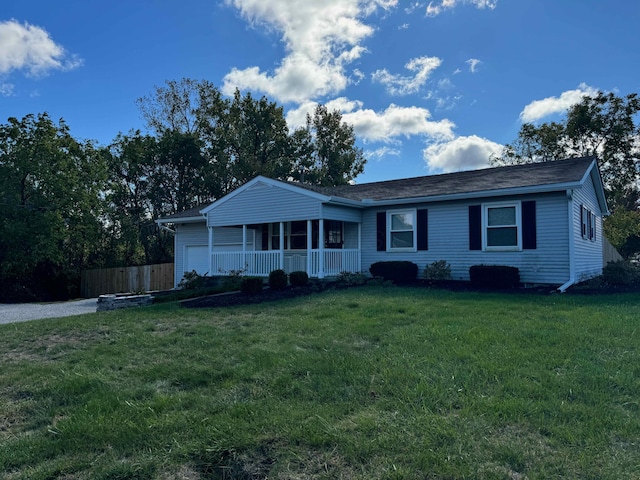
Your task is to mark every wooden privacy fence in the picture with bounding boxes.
[81,263,174,298]
[603,237,623,265]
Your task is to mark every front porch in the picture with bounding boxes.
[212,249,361,278]
[209,220,361,278]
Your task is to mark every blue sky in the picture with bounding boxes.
[2,0,638,183]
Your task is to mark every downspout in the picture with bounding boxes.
[558,189,576,292]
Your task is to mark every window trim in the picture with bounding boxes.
[482,201,522,251]
[387,209,417,252]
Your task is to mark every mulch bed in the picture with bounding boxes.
[180,284,332,308]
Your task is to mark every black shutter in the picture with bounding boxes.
[376,212,386,251]
[261,224,269,250]
[522,201,537,250]
[417,209,428,251]
[469,205,482,250]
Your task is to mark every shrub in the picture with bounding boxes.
[337,271,368,286]
[469,265,520,289]
[423,260,452,281]
[369,261,418,285]
[602,260,640,286]
[223,269,245,291]
[241,277,264,295]
[268,269,288,290]
[289,271,309,287]
[179,270,206,290]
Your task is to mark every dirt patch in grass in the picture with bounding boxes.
[2,331,104,363]
[156,465,202,480]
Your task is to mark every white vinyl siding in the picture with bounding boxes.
[208,181,321,227]
[174,224,255,286]
[573,178,604,281]
[322,204,363,223]
[174,223,209,287]
[361,192,570,285]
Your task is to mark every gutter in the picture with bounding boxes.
[156,222,176,234]
[558,189,576,292]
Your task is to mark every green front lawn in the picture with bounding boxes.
[1,287,639,479]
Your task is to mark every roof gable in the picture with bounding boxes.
[201,176,331,215]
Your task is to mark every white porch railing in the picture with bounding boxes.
[212,249,360,277]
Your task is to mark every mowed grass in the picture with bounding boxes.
[1,287,639,479]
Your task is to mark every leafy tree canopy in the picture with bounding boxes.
[494,91,640,211]
[0,113,107,300]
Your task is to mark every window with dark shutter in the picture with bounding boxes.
[469,205,482,250]
[417,209,428,251]
[376,211,386,251]
[522,201,537,250]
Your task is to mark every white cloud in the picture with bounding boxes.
[0,19,83,77]
[372,56,442,96]
[0,82,15,96]
[424,135,503,172]
[222,0,397,103]
[346,103,456,143]
[286,98,456,143]
[351,68,366,85]
[365,146,402,161]
[466,58,481,73]
[426,0,497,17]
[405,2,424,14]
[519,83,598,123]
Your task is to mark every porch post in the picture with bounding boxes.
[242,224,247,272]
[208,226,214,275]
[279,222,285,270]
[357,222,362,273]
[306,220,312,275]
[318,219,325,278]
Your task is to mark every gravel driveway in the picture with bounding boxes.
[0,298,98,325]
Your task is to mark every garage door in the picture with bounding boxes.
[185,245,209,275]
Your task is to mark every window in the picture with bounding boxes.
[325,220,343,249]
[581,205,597,241]
[270,222,281,249]
[387,210,416,251]
[483,203,521,250]
[289,221,307,249]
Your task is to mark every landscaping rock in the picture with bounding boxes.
[97,294,153,311]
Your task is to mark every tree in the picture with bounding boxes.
[494,91,640,211]
[220,90,294,191]
[136,79,367,207]
[103,131,160,266]
[603,208,640,259]
[292,104,366,186]
[136,78,225,136]
[0,114,107,300]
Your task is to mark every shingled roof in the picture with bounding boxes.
[159,157,599,223]
[290,156,597,201]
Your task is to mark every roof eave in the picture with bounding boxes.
[326,196,366,208]
[156,216,205,225]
